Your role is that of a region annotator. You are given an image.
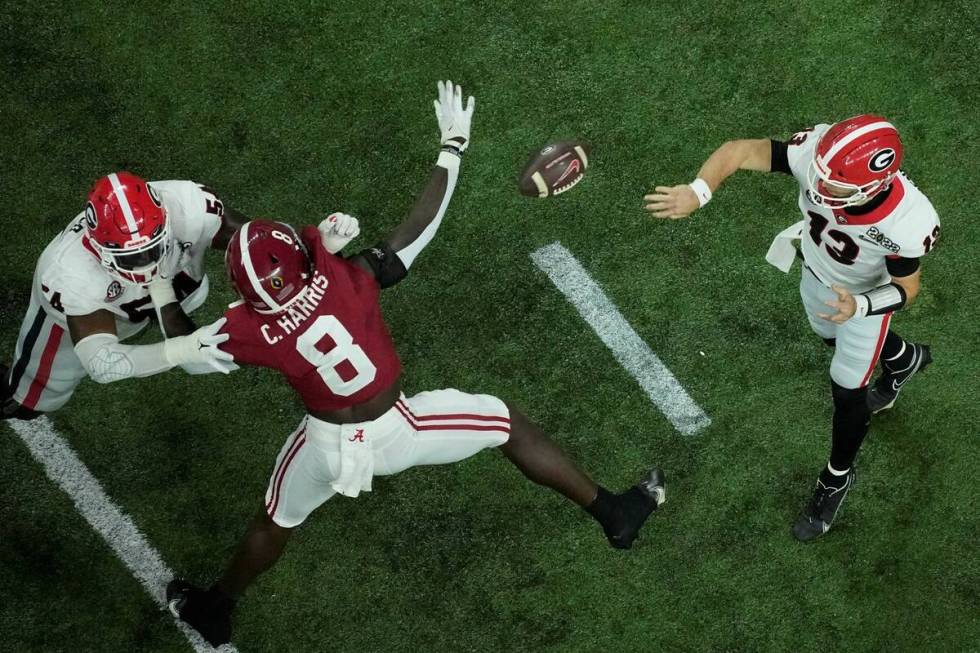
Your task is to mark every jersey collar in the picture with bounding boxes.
[831,176,905,226]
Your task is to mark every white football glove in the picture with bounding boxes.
[434,80,475,152]
[318,212,361,254]
[163,317,238,374]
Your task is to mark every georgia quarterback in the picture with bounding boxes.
[643,115,939,541]
[1,173,244,420]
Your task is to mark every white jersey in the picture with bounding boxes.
[785,124,940,293]
[32,180,223,340]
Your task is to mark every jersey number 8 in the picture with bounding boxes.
[296,315,377,396]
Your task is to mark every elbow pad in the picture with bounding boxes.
[74,333,173,384]
[355,242,408,288]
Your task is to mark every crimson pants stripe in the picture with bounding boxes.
[8,307,46,395]
[266,428,307,512]
[861,313,892,387]
[395,400,511,424]
[22,325,64,409]
[266,436,307,519]
[394,402,510,434]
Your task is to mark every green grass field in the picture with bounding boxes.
[2,1,979,651]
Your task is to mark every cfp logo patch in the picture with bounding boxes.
[859,226,900,253]
[869,148,896,172]
[105,280,123,301]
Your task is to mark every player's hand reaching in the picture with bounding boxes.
[434,80,474,152]
[817,284,857,323]
[164,317,239,374]
[643,185,700,219]
[319,213,360,254]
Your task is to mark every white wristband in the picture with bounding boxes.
[855,294,871,318]
[689,178,712,208]
[437,150,461,170]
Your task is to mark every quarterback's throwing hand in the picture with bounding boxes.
[319,213,360,254]
[818,284,857,323]
[643,185,700,219]
[434,80,474,152]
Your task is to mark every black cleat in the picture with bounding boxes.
[867,344,932,414]
[792,469,856,542]
[167,579,235,647]
[603,468,666,550]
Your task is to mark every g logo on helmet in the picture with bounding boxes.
[85,202,98,229]
[146,183,163,208]
[869,148,896,173]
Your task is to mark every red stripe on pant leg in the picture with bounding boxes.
[266,428,307,511]
[396,400,511,423]
[394,402,510,435]
[21,325,64,410]
[860,313,892,387]
[267,436,307,519]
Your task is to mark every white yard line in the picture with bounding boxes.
[530,242,710,436]
[7,417,239,653]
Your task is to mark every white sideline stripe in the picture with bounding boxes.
[7,417,240,653]
[530,242,710,436]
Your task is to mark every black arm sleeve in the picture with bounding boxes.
[886,256,920,278]
[352,241,408,289]
[770,140,791,175]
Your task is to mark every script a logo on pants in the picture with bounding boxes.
[348,428,365,442]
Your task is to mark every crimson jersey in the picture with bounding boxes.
[219,226,401,412]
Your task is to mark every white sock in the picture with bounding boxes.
[827,463,850,476]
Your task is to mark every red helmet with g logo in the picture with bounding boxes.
[806,114,903,209]
[225,220,311,314]
[86,172,170,283]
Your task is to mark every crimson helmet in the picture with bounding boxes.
[86,172,170,283]
[225,220,311,314]
[806,114,903,209]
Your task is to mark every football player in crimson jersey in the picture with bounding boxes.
[643,115,938,541]
[1,173,246,421]
[166,81,666,647]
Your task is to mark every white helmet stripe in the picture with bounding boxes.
[822,121,896,163]
[107,173,140,235]
[238,222,280,311]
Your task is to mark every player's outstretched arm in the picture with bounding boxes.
[349,80,474,288]
[68,313,236,383]
[643,138,773,219]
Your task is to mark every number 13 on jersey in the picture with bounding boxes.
[295,315,377,396]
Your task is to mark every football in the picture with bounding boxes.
[518,140,591,197]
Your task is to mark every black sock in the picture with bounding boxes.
[879,331,916,375]
[586,486,616,526]
[828,382,871,472]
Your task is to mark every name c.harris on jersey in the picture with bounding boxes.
[260,272,329,344]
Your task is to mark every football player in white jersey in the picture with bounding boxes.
[643,115,939,541]
[1,172,239,420]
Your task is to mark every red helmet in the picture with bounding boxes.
[806,114,903,209]
[86,172,170,283]
[225,220,311,314]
